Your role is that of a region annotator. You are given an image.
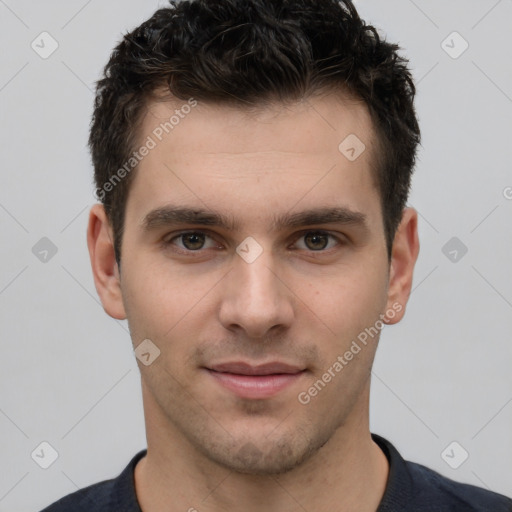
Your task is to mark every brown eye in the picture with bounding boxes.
[303,232,330,251]
[163,231,221,258]
[180,232,206,250]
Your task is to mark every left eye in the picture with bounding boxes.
[295,232,338,251]
[170,232,217,251]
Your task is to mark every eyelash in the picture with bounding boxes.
[162,230,343,256]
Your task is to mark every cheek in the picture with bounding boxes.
[120,255,219,347]
[120,258,180,342]
[302,261,389,340]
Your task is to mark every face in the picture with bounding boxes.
[89,92,417,475]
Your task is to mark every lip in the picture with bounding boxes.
[209,361,304,375]
[206,361,306,399]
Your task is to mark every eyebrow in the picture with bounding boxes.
[141,205,369,233]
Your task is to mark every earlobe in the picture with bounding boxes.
[87,204,127,320]
[384,207,419,325]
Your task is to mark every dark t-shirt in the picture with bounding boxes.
[40,433,512,511]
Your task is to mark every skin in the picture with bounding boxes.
[88,91,419,512]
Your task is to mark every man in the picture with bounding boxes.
[41,0,512,510]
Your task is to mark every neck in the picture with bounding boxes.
[135,382,389,512]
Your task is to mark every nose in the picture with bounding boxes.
[218,251,295,339]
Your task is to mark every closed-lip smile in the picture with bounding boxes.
[205,361,306,399]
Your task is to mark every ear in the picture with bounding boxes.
[87,204,127,320]
[384,207,419,324]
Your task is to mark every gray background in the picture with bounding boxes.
[0,0,511,510]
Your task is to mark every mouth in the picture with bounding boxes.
[205,361,307,399]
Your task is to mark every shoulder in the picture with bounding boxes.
[39,450,146,512]
[405,459,512,511]
[372,434,512,512]
[39,479,116,512]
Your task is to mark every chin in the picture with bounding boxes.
[197,428,326,476]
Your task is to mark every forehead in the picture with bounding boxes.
[141,91,376,161]
[126,92,381,229]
